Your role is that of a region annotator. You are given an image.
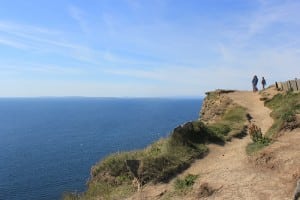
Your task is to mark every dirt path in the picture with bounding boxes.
[129,90,299,200]
[226,91,273,134]
[176,91,276,199]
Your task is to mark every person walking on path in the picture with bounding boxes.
[252,75,258,92]
[261,77,266,90]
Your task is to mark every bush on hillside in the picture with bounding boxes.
[247,123,271,155]
[206,105,247,141]
[65,100,248,199]
[81,121,219,199]
[174,174,198,193]
[264,92,300,137]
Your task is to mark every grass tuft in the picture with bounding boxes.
[247,92,300,154]
[264,92,300,137]
[206,106,247,141]
[174,174,198,194]
[246,123,271,155]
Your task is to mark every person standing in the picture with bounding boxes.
[252,75,258,92]
[261,77,266,90]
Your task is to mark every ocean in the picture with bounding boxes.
[0,98,202,200]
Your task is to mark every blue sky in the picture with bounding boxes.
[0,0,299,97]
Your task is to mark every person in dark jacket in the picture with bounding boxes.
[252,75,258,92]
[261,77,266,90]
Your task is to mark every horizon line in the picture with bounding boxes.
[0,95,204,99]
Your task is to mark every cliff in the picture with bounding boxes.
[64,86,300,200]
[200,89,235,124]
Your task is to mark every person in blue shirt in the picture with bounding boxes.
[252,75,258,92]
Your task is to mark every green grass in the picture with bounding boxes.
[246,141,270,155]
[66,114,247,200]
[247,92,300,155]
[246,128,271,155]
[264,92,300,137]
[64,99,248,200]
[174,174,198,194]
[67,121,215,199]
[206,106,247,140]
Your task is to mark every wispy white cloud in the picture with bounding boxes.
[0,20,124,66]
[0,21,72,50]
[0,19,167,68]
[0,62,86,77]
[0,20,61,36]
[227,0,300,46]
[68,5,90,34]
[105,64,250,92]
[1,1,300,97]
[0,37,28,49]
[213,0,300,85]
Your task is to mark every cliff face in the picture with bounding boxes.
[200,90,236,124]
[64,87,300,200]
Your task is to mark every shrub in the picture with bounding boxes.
[174,174,198,193]
[223,106,246,122]
[91,150,142,181]
[67,105,248,199]
[246,142,270,155]
[207,123,231,136]
[80,122,212,199]
[281,110,296,123]
[247,123,271,154]
[206,106,247,140]
[249,123,263,142]
[265,92,300,137]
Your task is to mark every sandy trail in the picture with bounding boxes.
[177,91,275,199]
[226,91,273,134]
[130,90,299,200]
[183,91,298,200]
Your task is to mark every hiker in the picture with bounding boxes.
[252,75,258,92]
[261,77,266,90]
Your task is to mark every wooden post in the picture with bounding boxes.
[295,79,299,91]
[125,160,142,191]
[288,81,292,91]
[290,80,298,91]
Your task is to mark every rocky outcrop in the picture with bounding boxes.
[200,89,235,124]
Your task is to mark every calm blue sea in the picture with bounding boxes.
[0,98,202,200]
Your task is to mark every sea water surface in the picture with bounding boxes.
[0,98,202,200]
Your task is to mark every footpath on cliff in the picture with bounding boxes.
[129,87,300,200]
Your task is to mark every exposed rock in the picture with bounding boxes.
[200,90,234,124]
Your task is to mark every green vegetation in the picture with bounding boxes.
[63,193,81,200]
[246,142,270,155]
[174,174,198,194]
[205,90,235,101]
[247,91,300,154]
[264,92,300,137]
[207,106,247,141]
[65,121,214,199]
[63,90,300,199]
[64,95,248,200]
[246,124,271,154]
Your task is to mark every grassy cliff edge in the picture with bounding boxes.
[63,90,249,200]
